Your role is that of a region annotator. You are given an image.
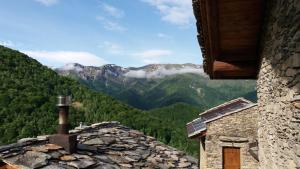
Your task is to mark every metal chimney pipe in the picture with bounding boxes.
[49,95,77,154]
[57,96,71,134]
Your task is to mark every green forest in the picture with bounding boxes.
[0,46,199,156]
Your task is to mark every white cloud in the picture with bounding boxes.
[96,16,127,32]
[0,40,15,47]
[23,50,107,68]
[35,0,59,6]
[132,49,172,58]
[102,3,124,18]
[125,65,204,78]
[99,41,123,54]
[157,33,172,39]
[131,49,172,64]
[142,0,194,27]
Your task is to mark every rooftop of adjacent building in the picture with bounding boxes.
[0,122,198,169]
[186,97,257,138]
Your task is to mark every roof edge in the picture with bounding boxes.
[199,97,253,116]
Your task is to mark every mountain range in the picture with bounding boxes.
[0,46,199,156]
[56,63,257,110]
[0,45,257,157]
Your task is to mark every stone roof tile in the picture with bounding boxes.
[0,122,198,169]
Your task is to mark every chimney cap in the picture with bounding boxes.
[57,95,71,107]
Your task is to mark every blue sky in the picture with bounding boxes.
[0,0,202,68]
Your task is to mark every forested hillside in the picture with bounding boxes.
[56,63,257,110]
[0,46,198,156]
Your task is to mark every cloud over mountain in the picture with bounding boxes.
[24,50,107,68]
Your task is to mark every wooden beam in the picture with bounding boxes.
[217,54,258,62]
[190,131,207,139]
[206,0,220,68]
[213,61,258,79]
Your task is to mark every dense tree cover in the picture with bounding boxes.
[63,68,257,110]
[0,46,197,156]
[148,103,201,156]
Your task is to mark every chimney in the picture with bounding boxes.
[49,95,77,153]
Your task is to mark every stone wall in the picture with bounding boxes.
[204,106,258,169]
[200,137,206,169]
[257,0,300,168]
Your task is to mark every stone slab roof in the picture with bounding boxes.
[0,122,198,169]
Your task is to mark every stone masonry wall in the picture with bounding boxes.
[205,106,258,169]
[257,0,300,168]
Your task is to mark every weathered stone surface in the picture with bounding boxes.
[178,161,191,167]
[37,135,50,141]
[93,163,120,169]
[31,144,62,153]
[17,138,38,144]
[4,151,51,168]
[0,122,198,169]
[257,0,300,168]
[204,106,258,169]
[83,137,115,145]
[77,144,97,152]
[219,136,248,142]
[41,164,63,169]
[67,159,96,168]
[48,151,62,159]
[60,155,77,161]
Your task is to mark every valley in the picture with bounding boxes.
[0,45,256,157]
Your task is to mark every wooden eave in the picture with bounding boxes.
[190,131,207,139]
[192,0,265,79]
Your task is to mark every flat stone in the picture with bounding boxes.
[17,138,38,144]
[170,155,179,161]
[91,123,104,128]
[119,163,132,168]
[83,137,115,145]
[48,151,62,159]
[294,102,300,109]
[93,163,120,169]
[95,155,115,164]
[37,135,50,141]
[69,129,81,134]
[77,144,97,152]
[4,151,51,169]
[60,155,77,161]
[108,155,131,164]
[219,136,248,142]
[41,164,63,169]
[177,161,191,167]
[109,144,128,151]
[44,144,63,150]
[135,148,151,159]
[80,132,99,138]
[67,159,96,169]
[83,138,104,145]
[0,143,27,153]
[74,154,92,159]
[31,144,62,153]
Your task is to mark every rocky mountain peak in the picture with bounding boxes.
[56,63,204,79]
[59,63,84,72]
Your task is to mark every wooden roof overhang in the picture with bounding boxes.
[192,0,265,79]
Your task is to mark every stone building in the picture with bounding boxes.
[192,0,299,168]
[187,98,258,169]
